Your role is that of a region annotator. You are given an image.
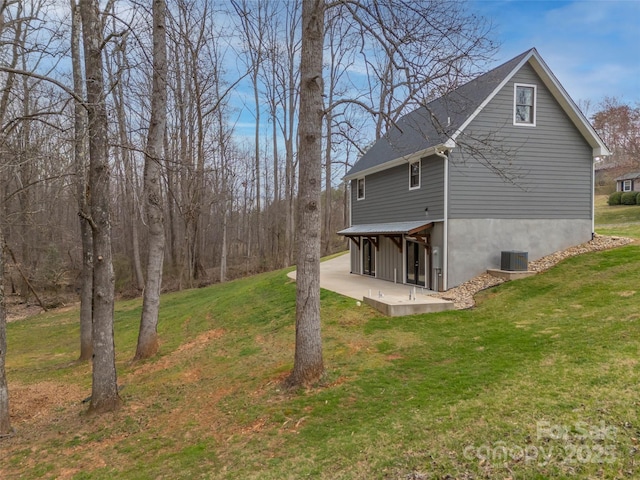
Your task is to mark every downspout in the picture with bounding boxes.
[348,180,353,270]
[348,179,352,227]
[591,159,595,238]
[435,148,449,291]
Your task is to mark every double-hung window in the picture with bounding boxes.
[514,84,536,126]
[357,177,365,200]
[409,161,420,190]
[623,180,632,192]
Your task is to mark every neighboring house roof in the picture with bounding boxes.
[344,48,610,181]
[338,221,432,236]
[615,171,640,181]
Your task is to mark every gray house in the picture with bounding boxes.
[615,172,640,192]
[339,48,609,291]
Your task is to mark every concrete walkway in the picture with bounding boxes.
[287,253,454,316]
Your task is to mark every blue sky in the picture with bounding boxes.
[228,0,639,146]
[470,0,640,111]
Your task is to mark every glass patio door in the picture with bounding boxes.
[362,238,375,276]
[406,241,425,286]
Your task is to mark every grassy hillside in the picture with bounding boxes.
[1,204,639,479]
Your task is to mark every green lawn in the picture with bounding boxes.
[595,194,640,238]
[1,201,639,479]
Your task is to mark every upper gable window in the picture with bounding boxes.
[357,177,365,200]
[409,161,421,190]
[514,84,536,126]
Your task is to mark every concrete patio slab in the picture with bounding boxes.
[287,253,454,316]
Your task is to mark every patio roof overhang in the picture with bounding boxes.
[338,221,433,251]
[338,221,433,236]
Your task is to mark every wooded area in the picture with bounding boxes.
[0,0,498,306]
[1,0,636,425]
[0,0,499,423]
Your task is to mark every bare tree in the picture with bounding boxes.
[322,8,357,254]
[284,0,495,386]
[593,97,640,169]
[0,0,498,342]
[232,0,269,253]
[79,0,120,413]
[260,0,301,267]
[343,0,494,136]
[166,0,223,284]
[70,0,92,361]
[286,0,325,387]
[0,0,14,417]
[105,19,145,293]
[0,13,16,436]
[134,0,167,360]
[0,226,9,436]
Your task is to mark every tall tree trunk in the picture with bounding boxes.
[253,68,261,253]
[323,109,332,255]
[286,0,325,387]
[190,62,205,283]
[271,79,281,263]
[80,0,120,413]
[284,123,295,267]
[284,33,298,268]
[134,0,167,360]
[220,202,227,283]
[163,127,177,269]
[0,227,10,436]
[71,0,92,361]
[105,8,144,292]
[18,66,32,299]
[0,2,11,433]
[114,81,144,291]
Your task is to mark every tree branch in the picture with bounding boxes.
[0,67,85,106]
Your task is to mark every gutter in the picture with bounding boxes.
[343,146,440,182]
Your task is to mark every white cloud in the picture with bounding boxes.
[472,0,640,103]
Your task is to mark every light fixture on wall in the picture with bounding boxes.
[424,207,429,217]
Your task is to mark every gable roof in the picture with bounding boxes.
[615,171,640,181]
[344,48,610,181]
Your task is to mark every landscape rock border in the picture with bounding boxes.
[430,234,635,310]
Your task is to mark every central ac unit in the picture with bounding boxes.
[501,251,528,271]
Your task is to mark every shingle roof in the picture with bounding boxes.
[345,50,531,179]
[615,171,640,181]
[344,48,609,180]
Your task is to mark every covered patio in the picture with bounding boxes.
[287,253,453,316]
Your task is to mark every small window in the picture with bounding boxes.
[409,161,420,190]
[357,177,365,200]
[514,84,536,126]
[623,180,632,192]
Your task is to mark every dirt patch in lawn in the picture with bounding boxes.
[9,381,86,428]
[128,328,225,378]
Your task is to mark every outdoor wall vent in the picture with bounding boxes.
[501,251,528,271]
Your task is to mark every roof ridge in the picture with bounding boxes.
[423,48,535,109]
[344,47,607,180]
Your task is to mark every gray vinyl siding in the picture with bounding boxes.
[449,63,593,219]
[351,154,445,225]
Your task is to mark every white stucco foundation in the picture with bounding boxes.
[446,218,593,288]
